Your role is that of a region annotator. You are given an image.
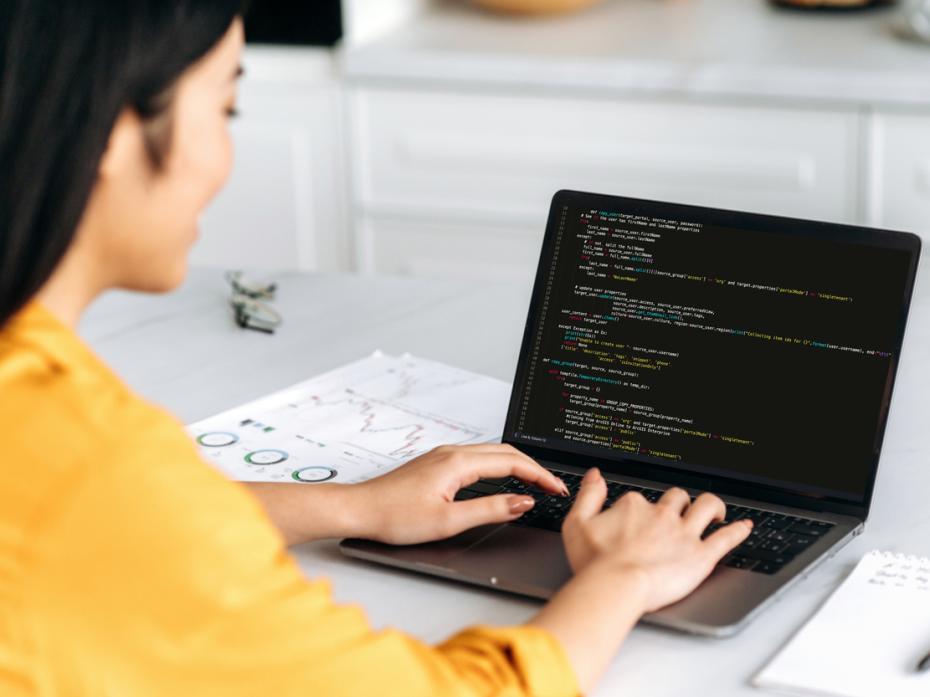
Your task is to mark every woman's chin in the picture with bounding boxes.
[160,259,190,292]
[123,260,190,294]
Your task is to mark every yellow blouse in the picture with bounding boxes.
[0,301,579,697]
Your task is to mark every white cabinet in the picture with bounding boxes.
[350,87,860,279]
[190,53,927,280]
[868,111,930,241]
[192,47,349,272]
[357,217,544,283]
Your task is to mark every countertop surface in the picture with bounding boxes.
[344,0,930,107]
[80,263,930,696]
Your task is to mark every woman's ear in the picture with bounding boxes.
[98,108,146,182]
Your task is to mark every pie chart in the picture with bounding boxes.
[197,431,239,447]
[292,466,337,483]
[245,449,289,465]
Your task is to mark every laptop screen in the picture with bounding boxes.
[505,191,919,507]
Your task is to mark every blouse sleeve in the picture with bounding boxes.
[26,405,580,697]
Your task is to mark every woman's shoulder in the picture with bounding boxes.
[0,310,254,540]
[0,301,181,452]
[0,325,158,458]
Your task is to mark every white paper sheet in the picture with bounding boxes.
[187,352,512,484]
[754,550,930,697]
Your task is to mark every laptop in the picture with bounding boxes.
[341,190,922,637]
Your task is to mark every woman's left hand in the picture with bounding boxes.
[349,444,568,545]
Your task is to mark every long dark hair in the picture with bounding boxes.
[0,1,245,328]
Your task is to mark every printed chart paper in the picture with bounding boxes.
[188,352,511,484]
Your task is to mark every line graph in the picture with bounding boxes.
[188,352,511,483]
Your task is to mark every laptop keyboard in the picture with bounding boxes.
[454,469,834,575]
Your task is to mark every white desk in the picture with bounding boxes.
[81,265,930,696]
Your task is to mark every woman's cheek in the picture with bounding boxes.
[208,125,235,202]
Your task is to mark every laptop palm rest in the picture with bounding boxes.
[445,526,571,598]
[443,526,814,635]
[342,523,504,567]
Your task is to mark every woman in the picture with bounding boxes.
[0,2,752,695]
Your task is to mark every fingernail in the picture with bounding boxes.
[559,480,570,497]
[744,519,754,528]
[508,495,534,514]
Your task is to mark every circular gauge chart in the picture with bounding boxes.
[244,449,289,465]
[197,431,239,447]
[291,466,337,483]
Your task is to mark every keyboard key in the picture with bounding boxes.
[725,507,750,523]
[762,517,792,531]
[785,535,816,556]
[746,548,789,564]
[754,560,785,575]
[513,509,563,532]
[758,538,789,554]
[744,510,769,525]
[788,522,832,537]
[454,489,481,501]
[470,480,504,494]
[725,555,757,570]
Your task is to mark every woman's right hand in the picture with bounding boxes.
[529,468,752,694]
[561,467,752,614]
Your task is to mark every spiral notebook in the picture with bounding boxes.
[754,550,930,697]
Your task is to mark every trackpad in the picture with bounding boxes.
[446,525,572,598]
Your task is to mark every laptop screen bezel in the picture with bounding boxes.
[502,190,922,520]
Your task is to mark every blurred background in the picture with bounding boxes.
[194,0,930,285]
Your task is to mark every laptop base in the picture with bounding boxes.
[341,475,862,637]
